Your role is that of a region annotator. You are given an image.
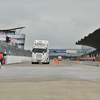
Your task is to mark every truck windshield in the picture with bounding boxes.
[32,48,47,53]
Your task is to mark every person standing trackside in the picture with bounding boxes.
[0,52,3,64]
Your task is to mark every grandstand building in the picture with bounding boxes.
[76,28,100,49]
[0,27,25,49]
[76,28,100,61]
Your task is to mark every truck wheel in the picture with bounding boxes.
[32,62,34,64]
[47,62,49,64]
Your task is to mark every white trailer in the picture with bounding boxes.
[31,40,50,64]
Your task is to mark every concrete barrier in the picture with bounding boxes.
[6,56,31,64]
[74,61,100,67]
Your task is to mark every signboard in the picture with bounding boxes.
[49,49,77,53]
[49,49,66,53]
[49,49,54,52]
[66,50,77,53]
[55,50,66,53]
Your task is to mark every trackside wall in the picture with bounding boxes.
[6,56,31,64]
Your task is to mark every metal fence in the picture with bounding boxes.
[0,40,32,57]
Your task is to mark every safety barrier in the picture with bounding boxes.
[6,56,31,64]
[78,57,96,61]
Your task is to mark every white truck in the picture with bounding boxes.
[31,40,50,64]
[58,55,62,61]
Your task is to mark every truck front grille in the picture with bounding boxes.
[36,54,42,59]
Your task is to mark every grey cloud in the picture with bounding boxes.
[0,0,100,49]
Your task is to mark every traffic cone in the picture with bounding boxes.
[58,60,60,65]
[54,59,56,63]
[76,59,79,61]
[55,60,57,63]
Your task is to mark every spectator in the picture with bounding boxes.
[0,52,3,64]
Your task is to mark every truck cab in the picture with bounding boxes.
[31,40,50,64]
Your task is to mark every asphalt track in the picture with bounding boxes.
[0,60,100,100]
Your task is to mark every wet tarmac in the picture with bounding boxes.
[0,60,100,82]
[0,60,100,100]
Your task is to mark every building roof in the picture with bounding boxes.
[76,28,100,49]
[0,27,25,31]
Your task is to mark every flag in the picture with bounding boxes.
[3,34,7,38]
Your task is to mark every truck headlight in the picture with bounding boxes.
[44,59,46,61]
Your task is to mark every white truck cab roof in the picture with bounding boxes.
[33,40,49,49]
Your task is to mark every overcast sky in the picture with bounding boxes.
[0,0,100,50]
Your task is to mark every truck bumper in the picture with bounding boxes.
[31,59,49,63]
